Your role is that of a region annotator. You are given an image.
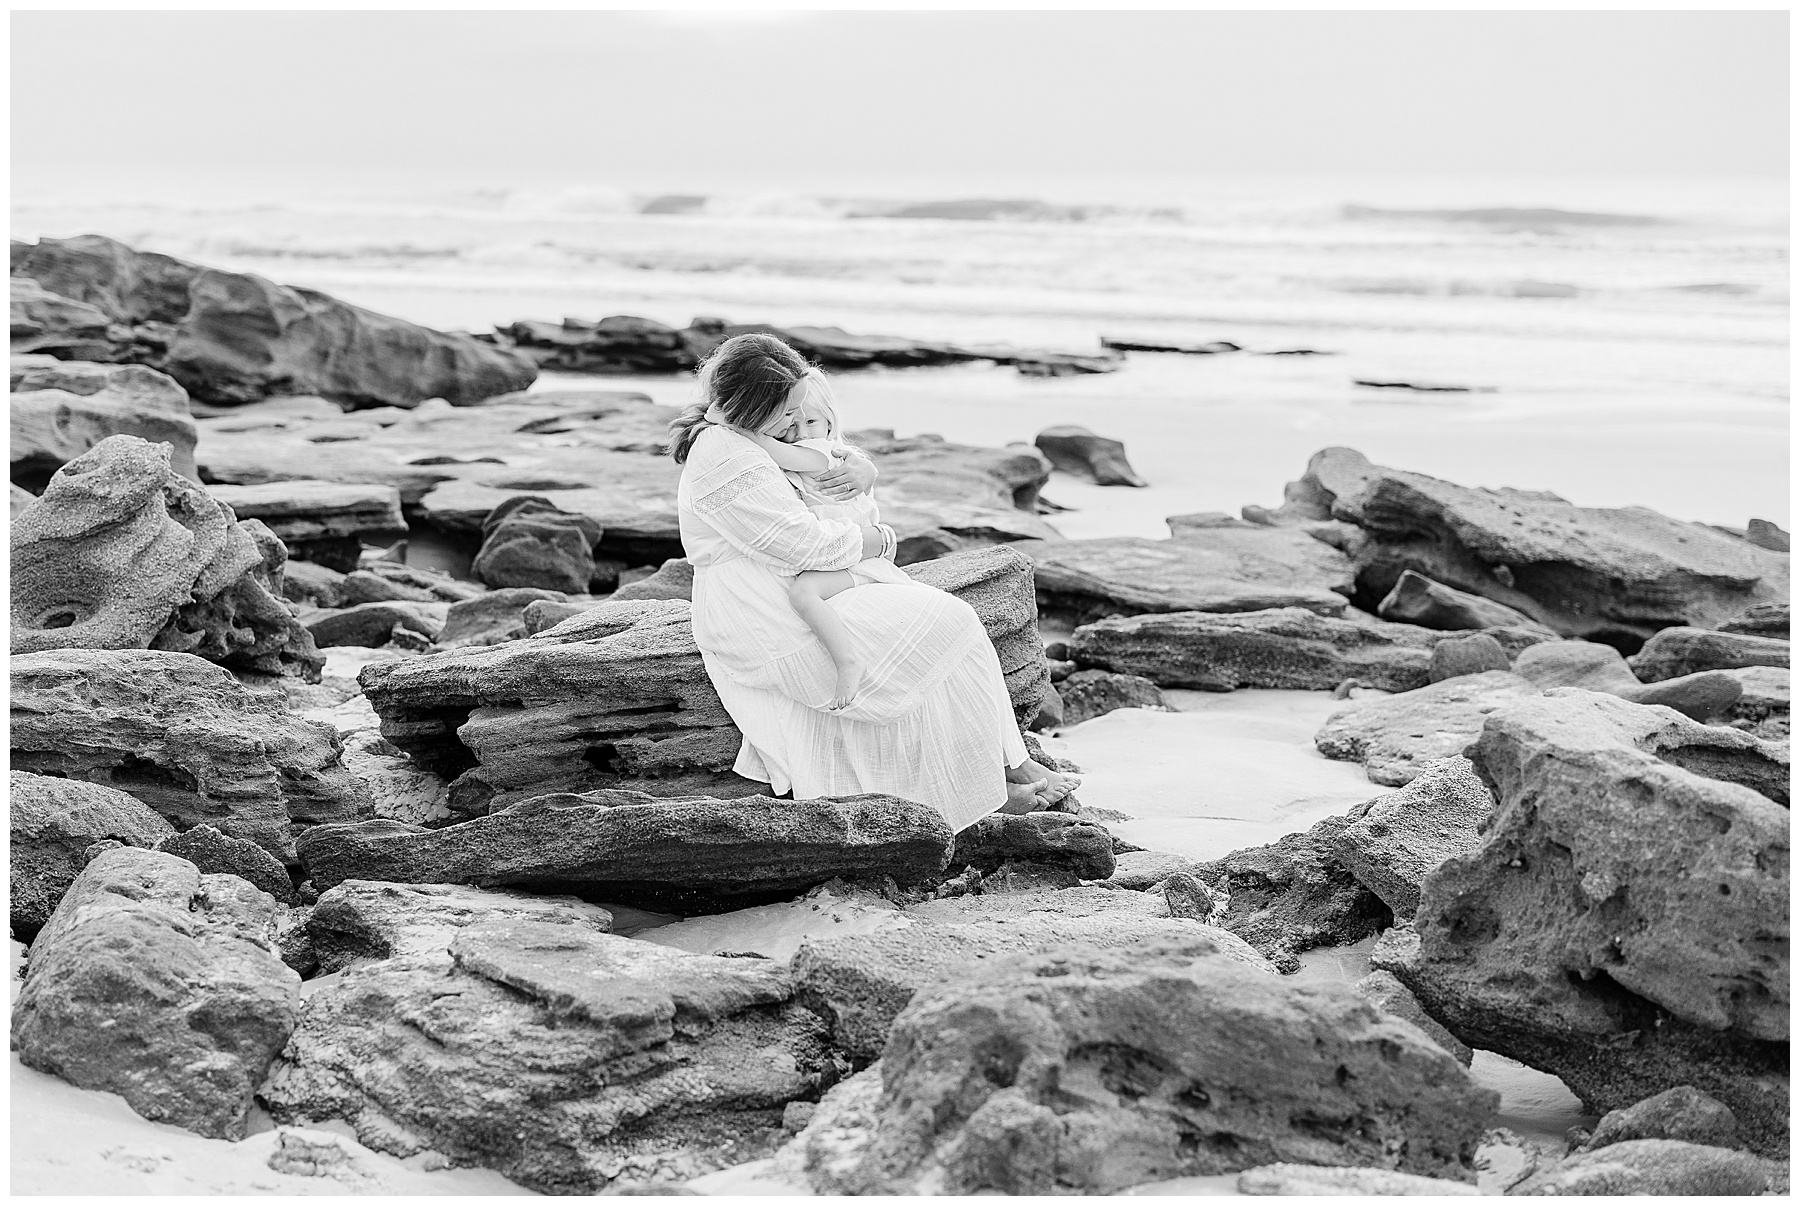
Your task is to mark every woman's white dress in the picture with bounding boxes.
[678,424,1026,832]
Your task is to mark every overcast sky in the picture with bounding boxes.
[11,9,1787,201]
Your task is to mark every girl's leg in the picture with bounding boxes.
[789,570,865,709]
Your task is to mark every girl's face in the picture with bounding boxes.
[793,397,834,443]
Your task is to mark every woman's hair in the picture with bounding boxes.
[668,332,814,463]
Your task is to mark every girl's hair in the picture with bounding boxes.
[668,332,814,463]
[793,367,848,449]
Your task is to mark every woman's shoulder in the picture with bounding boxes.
[686,424,775,474]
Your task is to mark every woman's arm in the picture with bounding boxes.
[687,439,883,572]
[813,447,877,501]
[748,431,832,474]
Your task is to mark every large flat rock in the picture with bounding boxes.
[1314,670,1540,785]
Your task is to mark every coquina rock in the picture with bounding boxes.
[1067,606,1552,692]
[1235,1163,1479,1195]
[1314,671,1540,786]
[12,847,300,1140]
[1378,689,1790,1155]
[11,356,198,486]
[1245,447,1789,644]
[610,556,695,601]
[1331,757,1493,920]
[1056,668,1168,726]
[777,944,1497,1194]
[205,480,406,572]
[1511,639,1744,722]
[156,824,298,904]
[12,234,537,407]
[1376,569,1551,633]
[260,919,832,1193]
[11,648,370,863]
[9,769,177,941]
[1020,524,1355,626]
[850,429,1061,564]
[949,812,1115,880]
[1630,625,1790,682]
[471,494,605,593]
[1033,424,1148,487]
[438,587,568,648]
[11,275,114,357]
[1720,602,1789,639]
[297,791,954,911]
[1509,1139,1771,1196]
[1578,1085,1739,1151]
[11,435,323,680]
[902,545,1047,725]
[307,879,615,974]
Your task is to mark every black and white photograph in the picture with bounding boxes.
[7,5,1789,1196]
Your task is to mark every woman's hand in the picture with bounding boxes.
[816,452,877,501]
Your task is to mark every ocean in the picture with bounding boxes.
[13,175,1788,531]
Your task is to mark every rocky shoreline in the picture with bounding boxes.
[9,236,1790,1196]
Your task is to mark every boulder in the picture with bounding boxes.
[1512,638,1745,722]
[1332,757,1493,919]
[11,847,300,1140]
[1745,518,1790,553]
[609,556,693,601]
[1057,668,1168,726]
[902,544,1048,725]
[521,597,591,634]
[1509,1139,1770,1196]
[1069,607,1550,692]
[781,944,1496,1193]
[10,769,176,941]
[1579,1085,1739,1151]
[307,879,614,974]
[156,823,298,904]
[260,920,829,1194]
[1314,671,1540,786]
[1377,569,1550,633]
[1021,526,1354,627]
[11,647,370,863]
[304,600,447,648]
[1194,812,1392,971]
[297,791,954,912]
[11,359,197,486]
[1428,632,1512,682]
[950,812,1115,880]
[471,494,604,593]
[1630,625,1790,681]
[1033,424,1147,486]
[204,480,405,572]
[1720,601,1789,639]
[1247,447,1789,644]
[11,435,323,680]
[282,559,348,608]
[1353,969,1472,1064]
[1103,849,1206,891]
[433,587,561,649]
[11,275,113,356]
[1378,690,1790,1154]
[12,234,537,407]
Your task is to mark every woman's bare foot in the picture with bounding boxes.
[1005,760,1082,808]
[826,658,866,711]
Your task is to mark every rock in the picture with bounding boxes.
[610,556,694,601]
[1315,671,1540,786]
[1631,625,1790,681]
[521,597,591,634]
[204,480,405,571]
[1719,601,1789,639]
[1512,638,1745,722]
[1194,813,1392,971]
[261,920,829,1193]
[1033,424,1147,486]
[1379,690,1790,1154]
[10,770,176,941]
[12,481,36,512]
[1428,632,1513,682]
[1249,447,1789,644]
[11,275,113,356]
[1354,969,1472,1064]
[1027,682,1063,731]
[438,587,567,648]
[11,435,323,680]
[11,648,370,863]
[1054,668,1168,727]
[156,823,298,904]
[1103,849,1205,891]
[11,847,300,1140]
[338,569,434,605]
[11,359,197,486]
[1580,1085,1738,1151]
[850,429,1060,564]
[1510,1139,1770,1195]
[1020,526,1355,626]
[1237,1163,1480,1194]
[282,559,348,608]
[298,791,955,912]
[950,812,1115,880]
[1101,335,1243,355]
[1378,569,1551,633]
[304,600,447,648]
[783,944,1495,1193]
[471,495,604,593]
[1745,518,1790,553]
[13,234,537,407]
[1159,872,1216,920]
[1332,757,1493,919]
[307,879,614,974]
[901,544,1048,726]
[1724,665,1790,738]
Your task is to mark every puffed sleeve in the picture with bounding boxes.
[687,429,864,572]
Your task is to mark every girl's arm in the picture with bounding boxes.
[748,431,832,474]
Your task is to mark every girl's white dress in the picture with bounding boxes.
[677,424,1026,832]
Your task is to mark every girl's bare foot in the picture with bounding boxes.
[1000,780,1043,814]
[1005,760,1082,808]
[826,658,866,711]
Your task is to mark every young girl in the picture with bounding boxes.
[707,370,883,710]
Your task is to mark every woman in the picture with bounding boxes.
[670,334,1074,832]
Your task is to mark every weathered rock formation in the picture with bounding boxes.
[850,429,1060,563]
[1057,668,1168,726]
[1033,424,1147,486]
[156,823,298,904]
[1353,970,1473,1065]
[12,234,537,407]
[1377,690,1790,1154]
[10,770,176,941]
[298,791,954,912]
[11,648,369,862]
[1720,602,1789,639]
[12,435,323,679]
[902,545,1048,725]
[610,556,694,601]
[778,944,1496,1193]
[307,879,615,974]
[1577,1085,1739,1152]
[1377,569,1550,633]
[949,812,1115,880]
[1235,1163,1479,1195]
[472,494,605,592]
[1631,625,1790,681]
[1509,1139,1771,1195]
[11,356,197,487]
[438,587,567,648]
[1331,757,1493,919]
[1428,632,1513,681]
[12,847,300,1140]
[205,480,405,571]
[305,600,448,649]
[1244,447,1789,645]
[1314,671,1540,785]
[1512,639,1747,722]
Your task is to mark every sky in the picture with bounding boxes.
[10,9,1789,202]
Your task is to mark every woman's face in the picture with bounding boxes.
[755,380,810,441]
